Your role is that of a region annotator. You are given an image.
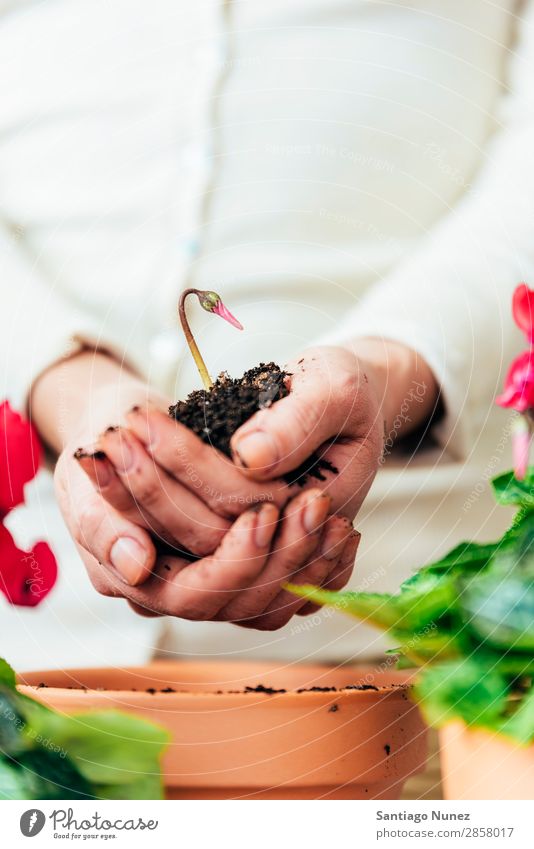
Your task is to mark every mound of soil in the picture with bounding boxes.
[169,362,337,486]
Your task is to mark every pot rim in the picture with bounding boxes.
[16,660,415,702]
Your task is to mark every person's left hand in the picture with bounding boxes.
[229,346,386,522]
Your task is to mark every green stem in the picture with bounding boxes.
[179,288,213,391]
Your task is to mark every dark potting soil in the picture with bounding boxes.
[244,684,287,695]
[31,682,389,694]
[169,362,337,487]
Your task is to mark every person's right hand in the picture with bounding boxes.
[72,404,294,561]
[55,443,359,626]
[53,400,293,589]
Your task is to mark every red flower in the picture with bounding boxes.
[497,284,534,479]
[0,400,57,605]
[496,350,534,413]
[512,283,534,344]
[0,401,41,519]
[0,523,57,607]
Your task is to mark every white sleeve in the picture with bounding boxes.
[0,222,143,412]
[320,4,534,460]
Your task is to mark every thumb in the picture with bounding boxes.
[230,356,354,479]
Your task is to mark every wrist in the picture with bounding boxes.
[347,338,440,439]
[31,350,165,454]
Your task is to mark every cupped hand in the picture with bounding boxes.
[55,469,359,627]
[229,346,385,520]
[73,405,294,559]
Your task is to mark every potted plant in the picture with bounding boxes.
[9,289,428,800]
[288,284,534,801]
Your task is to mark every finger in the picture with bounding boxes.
[125,405,293,517]
[296,530,361,615]
[215,489,330,622]
[55,457,156,587]
[297,438,380,518]
[242,515,354,629]
[127,600,163,618]
[114,503,280,619]
[229,348,373,479]
[75,448,138,513]
[99,426,231,556]
[77,546,127,598]
[75,446,204,555]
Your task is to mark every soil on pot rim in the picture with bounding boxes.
[169,362,337,486]
[31,681,405,695]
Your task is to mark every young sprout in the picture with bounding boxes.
[179,288,244,391]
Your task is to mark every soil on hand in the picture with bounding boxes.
[169,362,337,486]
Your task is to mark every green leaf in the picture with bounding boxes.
[287,571,456,633]
[461,574,534,651]
[413,658,510,730]
[502,688,534,745]
[11,748,93,799]
[391,629,463,665]
[284,584,400,629]
[1,682,169,800]
[21,699,168,798]
[492,470,534,508]
[395,655,416,670]
[90,773,164,801]
[0,659,15,689]
[0,688,28,756]
[485,524,534,578]
[0,758,32,800]
[402,542,499,587]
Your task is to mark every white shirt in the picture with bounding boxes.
[1,0,532,668]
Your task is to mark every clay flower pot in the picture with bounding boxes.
[18,660,427,800]
[440,722,534,800]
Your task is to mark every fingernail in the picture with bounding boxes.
[127,406,158,449]
[302,493,330,534]
[343,530,362,561]
[233,430,279,470]
[74,449,112,488]
[254,505,276,548]
[104,428,134,473]
[110,537,148,585]
[320,518,352,560]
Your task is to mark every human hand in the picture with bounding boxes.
[73,404,293,559]
[228,346,384,521]
[229,343,438,521]
[55,469,359,628]
[66,393,360,627]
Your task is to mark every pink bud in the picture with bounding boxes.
[212,299,244,331]
[512,416,531,480]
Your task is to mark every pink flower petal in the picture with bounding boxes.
[0,401,41,517]
[496,350,534,412]
[512,283,534,343]
[212,300,244,331]
[0,523,57,607]
[512,417,531,480]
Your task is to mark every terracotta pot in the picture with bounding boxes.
[440,722,534,800]
[18,660,427,800]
